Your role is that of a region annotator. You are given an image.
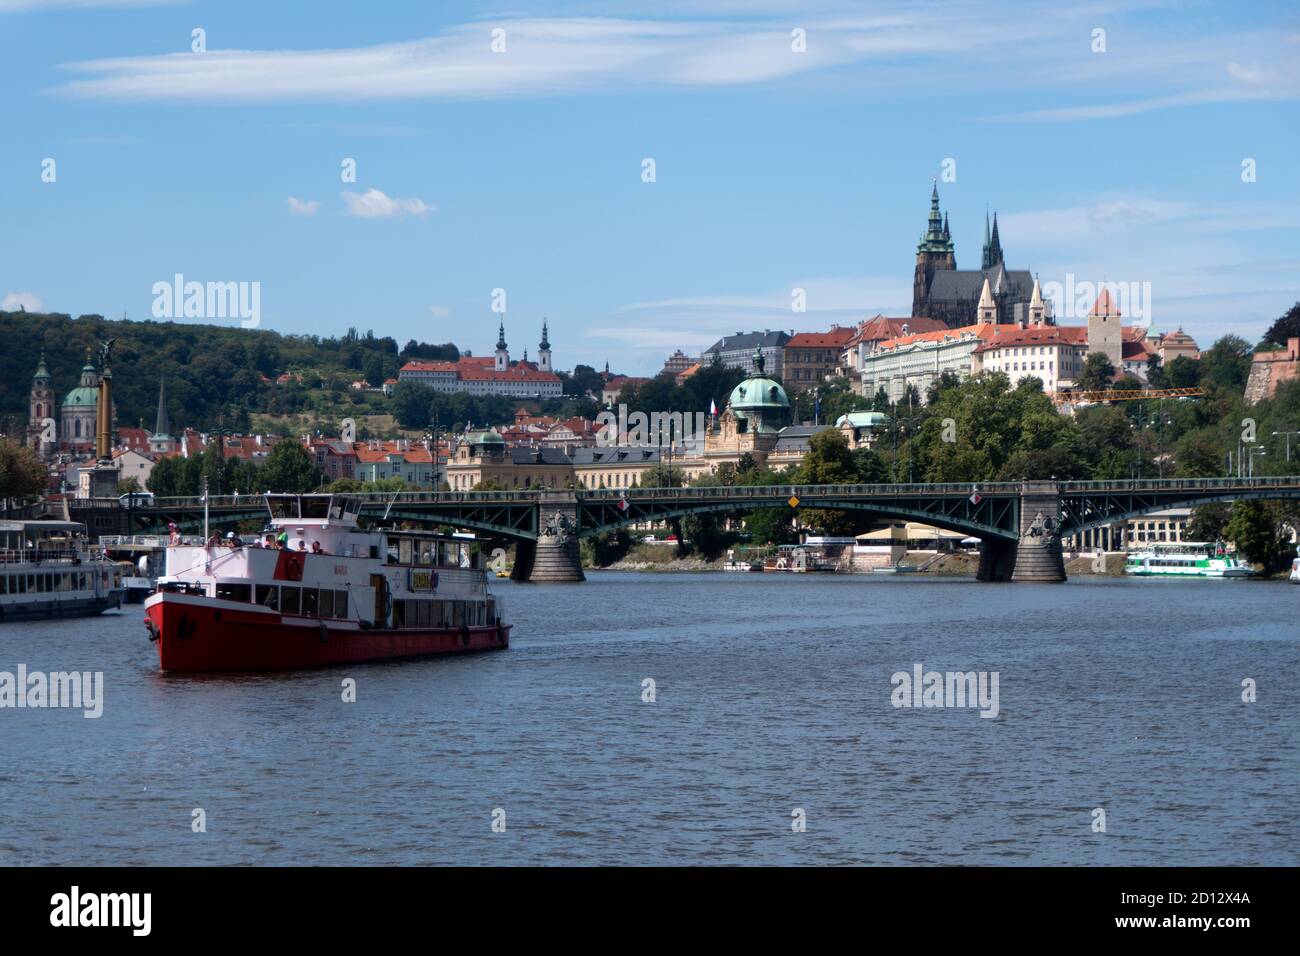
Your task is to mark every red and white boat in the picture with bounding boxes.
[144,494,509,672]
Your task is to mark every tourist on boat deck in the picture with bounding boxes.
[311,541,324,554]
[206,532,222,548]
[225,532,241,550]
[295,529,307,552]
[168,522,179,545]
[275,530,288,549]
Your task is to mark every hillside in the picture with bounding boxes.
[0,310,457,436]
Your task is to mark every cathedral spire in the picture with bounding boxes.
[496,320,507,351]
[917,181,952,253]
[154,375,171,439]
[988,212,1003,267]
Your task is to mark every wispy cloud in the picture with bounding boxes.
[341,188,434,219]
[429,304,450,318]
[286,197,320,217]
[1,0,176,10]
[46,3,1296,121]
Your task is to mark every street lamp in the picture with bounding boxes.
[1248,445,1267,478]
[1271,430,1300,463]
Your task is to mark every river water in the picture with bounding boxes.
[1,572,1296,866]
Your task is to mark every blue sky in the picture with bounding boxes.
[1,0,1297,374]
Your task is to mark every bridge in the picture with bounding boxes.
[102,475,1300,583]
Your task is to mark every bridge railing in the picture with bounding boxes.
[1058,476,1300,494]
[148,490,545,509]
[578,482,1024,501]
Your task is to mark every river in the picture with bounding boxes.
[1,572,1296,865]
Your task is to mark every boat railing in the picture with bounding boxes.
[0,548,105,565]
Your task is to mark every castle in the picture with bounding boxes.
[912,184,1036,328]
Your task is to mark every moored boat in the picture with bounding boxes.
[144,494,509,672]
[0,519,124,621]
[1290,557,1300,583]
[1124,541,1255,578]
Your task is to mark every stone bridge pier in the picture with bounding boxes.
[510,493,585,583]
[977,481,1067,582]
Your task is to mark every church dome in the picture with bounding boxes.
[463,427,505,446]
[63,358,101,409]
[728,377,789,415]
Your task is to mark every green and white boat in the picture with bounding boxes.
[1125,541,1255,578]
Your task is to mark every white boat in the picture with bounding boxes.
[1125,541,1255,578]
[1289,557,1300,583]
[0,520,125,621]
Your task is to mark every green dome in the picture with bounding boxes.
[728,377,789,413]
[464,428,505,446]
[63,386,100,408]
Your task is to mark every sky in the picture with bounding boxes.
[1,0,1297,375]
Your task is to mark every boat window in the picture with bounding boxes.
[281,587,300,614]
[216,584,251,603]
[302,588,319,617]
[301,498,330,520]
[319,590,336,619]
[268,498,300,520]
[256,584,279,610]
[334,590,349,619]
[393,600,407,628]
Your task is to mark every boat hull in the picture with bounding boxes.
[145,593,509,673]
[0,594,122,622]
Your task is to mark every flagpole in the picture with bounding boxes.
[203,475,209,541]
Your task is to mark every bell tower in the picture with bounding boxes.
[538,318,552,372]
[27,351,56,458]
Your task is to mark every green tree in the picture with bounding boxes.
[0,439,47,500]
[261,440,321,492]
[1077,352,1116,391]
[1200,335,1253,391]
[1262,301,1300,347]
[1223,500,1292,572]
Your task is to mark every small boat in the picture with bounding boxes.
[1289,557,1300,583]
[1125,541,1255,578]
[722,549,762,572]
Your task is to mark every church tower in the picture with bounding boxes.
[149,375,176,455]
[976,277,997,325]
[1087,288,1124,371]
[538,319,552,372]
[1028,276,1048,327]
[912,182,956,318]
[27,351,56,458]
[494,320,510,372]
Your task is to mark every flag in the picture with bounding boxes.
[969,492,982,505]
[617,494,628,512]
[709,399,717,417]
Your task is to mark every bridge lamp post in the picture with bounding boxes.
[1271,430,1300,463]
[1248,445,1267,479]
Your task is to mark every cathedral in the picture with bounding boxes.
[912,184,1036,328]
[25,349,117,459]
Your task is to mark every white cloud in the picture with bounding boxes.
[341,188,434,219]
[286,197,320,217]
[2,291,44,311]
[428,305,449,318]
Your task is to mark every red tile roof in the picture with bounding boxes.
[787,327,857,349]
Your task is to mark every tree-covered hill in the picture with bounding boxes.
[0,310,457,436]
